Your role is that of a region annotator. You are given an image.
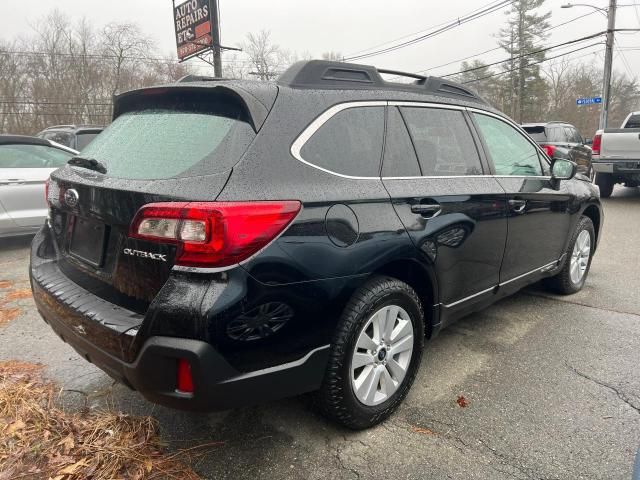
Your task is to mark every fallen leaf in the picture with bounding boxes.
[6,420,26,435]
[57,459,88,475]
[0,281,12,289]
[58,434,74,454]
[0,307,21,326]
[456,395,469,408]
[3,289,32,302]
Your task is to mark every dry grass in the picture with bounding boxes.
[0,361,211,479]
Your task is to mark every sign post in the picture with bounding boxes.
[173,0,222,77]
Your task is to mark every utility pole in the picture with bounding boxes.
[600,0,617,129]
[210,0,223,77]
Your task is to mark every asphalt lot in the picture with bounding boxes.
[1,186,639,480]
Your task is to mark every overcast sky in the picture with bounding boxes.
[1,0,638,83]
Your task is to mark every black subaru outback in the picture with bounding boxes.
[30,60,602,429]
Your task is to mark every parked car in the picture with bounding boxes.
[0,135,77,238]
[521,121,593,179]
[30,60,603,429]
[592,112,640,198]
[37,124,103,151]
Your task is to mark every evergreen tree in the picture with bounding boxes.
[498,0,551,122]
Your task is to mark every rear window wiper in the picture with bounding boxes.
[68,156,108,174]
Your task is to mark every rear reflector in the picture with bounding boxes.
[176,358,194,393]
[130,201,302,268]
[592,133,602,155]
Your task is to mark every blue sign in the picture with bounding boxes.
[576,97,602,106]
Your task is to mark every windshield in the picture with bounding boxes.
[80,105,255,180]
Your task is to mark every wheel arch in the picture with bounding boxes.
[581,203,602,250]
[372,258,439,335]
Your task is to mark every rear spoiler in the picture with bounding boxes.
[113,83,278,132]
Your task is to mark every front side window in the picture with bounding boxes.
[473,113,543,176]
[76,132,100,150]
[400,107,483,176]
[300,106,385,177]
[0,144,73,168]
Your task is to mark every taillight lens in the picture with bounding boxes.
[129,201,302,268]
[541,144,556,158]
[592,134,602,155]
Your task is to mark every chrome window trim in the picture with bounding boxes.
[289,101,553,181]
[290,101,387,180]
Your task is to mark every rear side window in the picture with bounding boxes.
[300,106,384,177]
[80,97,255,180]
[400,107,483,176]
[473,113,543,176]
[546,127,566,143]
[382,107,421,177]
[625,115,640,128]
[76,132,100,150]
[0,144,73,168]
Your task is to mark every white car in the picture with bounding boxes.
[0,135,77,238]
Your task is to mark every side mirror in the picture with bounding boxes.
[551,158,577,181]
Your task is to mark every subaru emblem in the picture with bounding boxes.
[64,188,79,208]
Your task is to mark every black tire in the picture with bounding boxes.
[545,216,595,295]
[316,275,425,430]
[595,173,614,198]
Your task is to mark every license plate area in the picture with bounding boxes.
[69,217,107,267]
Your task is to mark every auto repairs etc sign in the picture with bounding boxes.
[174,0,213,60]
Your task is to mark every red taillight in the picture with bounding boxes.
[541,144,556,158]
[176,359,194,393]
[129,201,302,268]
[592,133,602,155]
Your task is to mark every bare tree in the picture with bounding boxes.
[242,30,285,81]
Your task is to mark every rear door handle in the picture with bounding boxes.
[508,199,527,214]
[411,204,442,218]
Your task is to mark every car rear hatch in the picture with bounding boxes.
[46,83,277,315]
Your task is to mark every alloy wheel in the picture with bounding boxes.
[570,230,591,284]
[350,305,414,406]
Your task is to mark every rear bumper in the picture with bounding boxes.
[592,159,640,174]
[30,228,330,411]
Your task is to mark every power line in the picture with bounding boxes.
[442,31,606,78]
[343,0,513,59]
[343,0,515,62]
[461,42,604,84]
[406,10,601,77]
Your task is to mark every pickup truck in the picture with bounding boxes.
[592,112,640,198]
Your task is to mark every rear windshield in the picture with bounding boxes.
[625,115,640,128]
[522,126,546,142]
[80,97,255,180]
